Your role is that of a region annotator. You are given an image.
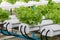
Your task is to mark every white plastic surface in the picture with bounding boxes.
[41,24,60,37]
[49,24,60,31]
[0,2,13,10]
[9,15,17,19]
[40,0,46,2]
[9,15,19,23]
[42,16,46,19]
[40,20,53,25]
[28,1,38,6]
[19,23,29,34]
[4,15,20,28]
[14,1,27,8]
[53,0,60,3]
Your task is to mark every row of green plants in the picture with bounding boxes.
[0,0,16,4]
[0,0,60,26]
[14,6,42,25]
[0,0,2,3]
[0,8,10,22]
[0,8,10,28]
[0,0,40,4]
[14,0,60,25]
[20,0,39,3]
[42,0,60,24]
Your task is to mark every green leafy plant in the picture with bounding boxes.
[44,0,60,24]
[0,8,10,29]
[38,5,47,15]
[20,0,39,2]
[15,6,42,25]
[24,0,29,2]
[19,0,29,2]
[0,8,10,22]
[6,0,17,4]
[30,0,39,2]
[0,0,2,3]
[19,0,25,2]
[39,0,54,16]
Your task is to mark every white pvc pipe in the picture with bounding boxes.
[0,0,13,10]
[53,0,60,3]
[14,1,27,8]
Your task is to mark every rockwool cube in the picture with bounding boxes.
[40,24,60,37]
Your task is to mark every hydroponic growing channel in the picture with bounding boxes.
[0,0,60,40]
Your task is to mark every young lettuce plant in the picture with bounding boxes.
[37,0,53,16]
[0,8,10,28]
[6,0,17,4]
[19,0,29,2]
[0,0,2,3]
[15,6,42,26]
[20,0,39,3]
[45,8,60,24]
[38,5,48,16]
[30,0,39,2]
[45,0,60,24]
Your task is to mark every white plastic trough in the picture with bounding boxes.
[18,19,53,33]
[39,1,48,5]
[19,23,29,34]
[0,1,13,10]
[40,24,60,37]
[53,0,60,3]
[14,1,27,8]
[40,19,53,26]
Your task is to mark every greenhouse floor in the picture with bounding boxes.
[0,27,60,40]
[0,32,60,40]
